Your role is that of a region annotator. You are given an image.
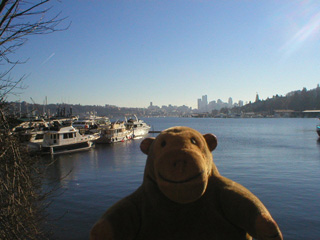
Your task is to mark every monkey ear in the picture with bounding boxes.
[203,134,218,152]
[140,138,155,155]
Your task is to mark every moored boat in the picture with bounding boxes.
[41,122,98,155]
[125,115,151,137]
[73,119,97,130]
[73,117,111,134]
[13,119,48,142]
[96,121,133,144]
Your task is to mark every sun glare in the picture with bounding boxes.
[280,0,320,58]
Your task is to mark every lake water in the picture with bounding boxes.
[43,118,320,240]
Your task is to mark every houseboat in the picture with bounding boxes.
[41,122,98,155]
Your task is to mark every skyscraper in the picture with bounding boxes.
[202,95,208,112]
[228,97,233,107]
[197,98,202,110]
[197,95,208,112]
[202,95,207,105]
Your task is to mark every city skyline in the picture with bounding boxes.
[10,86,312,111]
[9,85,320,119]
[5,1,320,109]
[197,95,244,112]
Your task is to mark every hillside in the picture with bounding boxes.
[237,86,320,114]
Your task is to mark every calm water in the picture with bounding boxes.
[43,118,320,240]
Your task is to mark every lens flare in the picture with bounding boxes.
[281,12,320,56]
[280,1,320,57]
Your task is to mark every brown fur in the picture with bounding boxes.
[90,126,283,240]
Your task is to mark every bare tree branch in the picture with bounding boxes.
[0,1,69,239]
[0,0,69,98]
[0,0,69,62]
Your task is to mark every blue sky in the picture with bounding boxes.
[6,0,320,108]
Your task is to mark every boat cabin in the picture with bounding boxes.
[73,120,97,129]
[43,126,80,146]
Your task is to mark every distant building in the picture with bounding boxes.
[198,95,208,112]
[197,98,201,110]
[228,97,233,107]
[202,95,208,111]
[255,93,260,102]
[197,94,244,111]
[208,100,216,111]
[202,95,207,104]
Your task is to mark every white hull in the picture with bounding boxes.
[125,116,151,137]
[96,121,133,144]
[42,141,93,155]
[96,130,133,143]
[41,124,96,155]
[132,127,150,137]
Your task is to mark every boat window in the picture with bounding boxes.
[35,134,44,140]
[51,134,59,140]
[63,133,74,139]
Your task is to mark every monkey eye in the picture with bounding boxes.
[161,140,166,147]
[191,138,197,145]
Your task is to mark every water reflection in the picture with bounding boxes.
[43,151,89,186]
[41,118,320,240]
[91,140,137,169]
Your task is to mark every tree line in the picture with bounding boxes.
[234,86,320,114]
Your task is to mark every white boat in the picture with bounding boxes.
[93,117,111,128]
[13,119,49,152]
[73,117,111,134]
[125,115,151,137]
[17,129,45,144]
[41,122,98,155]
[73,119,97,130]
[96,121,133,143]
[13,119,48,142]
